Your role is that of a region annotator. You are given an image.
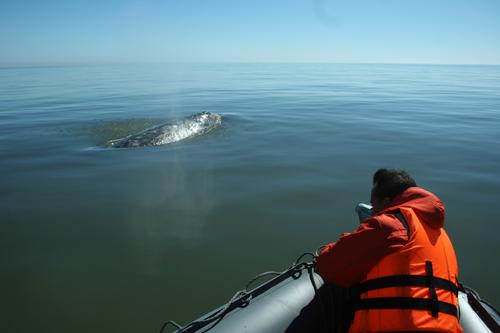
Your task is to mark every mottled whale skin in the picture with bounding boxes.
[108,112,222,148]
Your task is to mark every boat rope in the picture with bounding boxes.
[245,271,281,291]
[159,248,324,333]
[159,320,182,332]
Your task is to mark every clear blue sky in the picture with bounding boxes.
[1,0,499,66]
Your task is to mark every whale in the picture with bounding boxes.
[107,112,222,148]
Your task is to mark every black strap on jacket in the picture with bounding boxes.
[426,261,440,317]
[351,261,459,318]
[353,274,459,296]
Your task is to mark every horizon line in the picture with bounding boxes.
[1,61,500,70]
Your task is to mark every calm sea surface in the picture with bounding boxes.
[1,64,499,332]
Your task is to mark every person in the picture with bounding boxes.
[316,168,462,333]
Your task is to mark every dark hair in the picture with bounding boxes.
[372,168,417,200]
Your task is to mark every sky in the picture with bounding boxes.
[1,0,499,66]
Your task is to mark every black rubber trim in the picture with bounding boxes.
[465,290,500,333]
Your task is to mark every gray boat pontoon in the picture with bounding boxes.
[160,255,499,333]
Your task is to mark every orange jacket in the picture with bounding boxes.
[349,203,461,333]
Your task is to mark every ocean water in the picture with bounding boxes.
[1,63,499,332]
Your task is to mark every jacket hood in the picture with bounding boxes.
[383,187,445,228]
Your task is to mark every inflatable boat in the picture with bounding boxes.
[160,255,499,333]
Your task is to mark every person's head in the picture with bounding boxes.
[370,168,417,213]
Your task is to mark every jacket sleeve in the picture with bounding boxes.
[316,215,408,288]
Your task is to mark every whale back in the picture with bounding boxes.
[109,112,222,148]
